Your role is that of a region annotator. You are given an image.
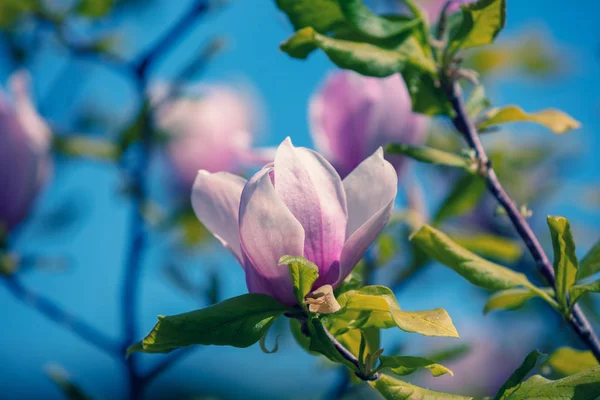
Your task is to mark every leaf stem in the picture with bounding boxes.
[322,326,381,381]
[442,79,600,361]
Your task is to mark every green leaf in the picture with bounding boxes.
[370,374,472,400]
[274,0,345,34]
[391,308,459,338]
[484,288,552,314]
[453,234,523,264]
[496,367,600,399]
[289,318,315,354]
[53,136,119,161]
[493,349,545,400]
[46,365,92,400]
[546,347,598,377]
[577,240,600,280]
[385,143,471,170]
[465,85,490,118]
[0,0,40,28]
[118,102,149,153]
[433,173,486,226]
[75,0,113,18]
[281,27,436,77]
[411,226,550,299]
[403,68,453,115]
[279,255,319,305]
[339,0,420,39]
[306,317,359,371]
[547,216,578,311]
[379,355,453,377]
[569,280,600,309]
[128,294,288,354]
[259,333,280,354]
[478,106,581,134]
[338,286,459,337]
[448,0,506,53]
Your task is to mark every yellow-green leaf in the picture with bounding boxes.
[370,374,472,400]
[411,225,531,291]
[478,106,580,134]
[496,367,600,399]
[546,347,598,377]
[577,240,600,281]
[493,350,545,400]
[484,288,547,314]
[449,0,506,53]
[453,233,523,264]
[569,280,600,310]
[279,255,319,305]
[385,143,472,170]
[547,216,578,311]
[390,308,459,338]
[379,355,453,377]
[274,0,344,34]
[337,286,459,337]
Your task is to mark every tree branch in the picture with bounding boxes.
[1,275,120,356]
[442,80,600,361]
[142,347,196,384]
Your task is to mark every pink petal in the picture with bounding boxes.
[239,165,305,290]
[309,71,381,178]
[191,170,247,263]
[274,137,347,286]
[339,148,397,284]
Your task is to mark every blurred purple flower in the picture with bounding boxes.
[152,83,272,193]
[0,71,52,234]
[418,0,473,21]
[309,71,427,179]
[191,137,397,305]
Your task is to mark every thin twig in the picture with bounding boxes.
[442,80,600,361]
[1,275,120,356]
[142,348,196,384]
[119,2,215,398]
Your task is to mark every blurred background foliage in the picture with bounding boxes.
[0,0,598,399]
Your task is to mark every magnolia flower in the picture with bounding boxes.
[191,138,397,306]
[153,83,270,192]
[0,71,51,233]
[310,71,426,179]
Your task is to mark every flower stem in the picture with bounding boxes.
[442,79,600,361]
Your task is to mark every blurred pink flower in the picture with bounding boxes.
[152,83,271,193]
[191,137,397,305]
[0,71,52,233]
[309,71,427,179]
[418,0,473,21]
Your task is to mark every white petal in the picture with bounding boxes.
[191,170,246,262]
[239,166,305,279]
[343,147,397,238]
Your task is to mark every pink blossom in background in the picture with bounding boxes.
[191,137,397,305]
[0,71,52,233]
[310,71,427,179]
[418,0,473,21]
[152,83,271,194]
